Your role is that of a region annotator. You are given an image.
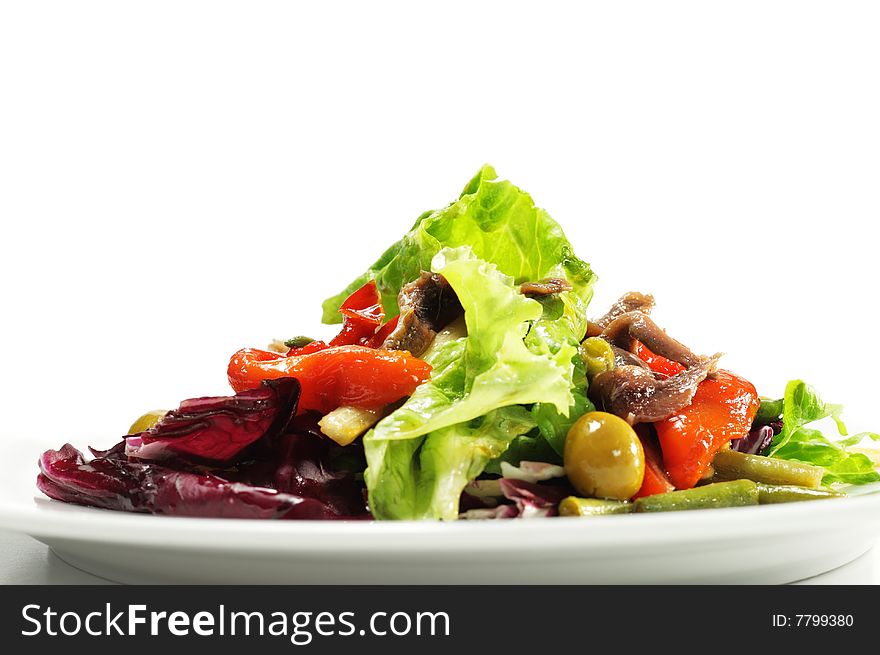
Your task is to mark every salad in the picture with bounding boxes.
[37,166,880,520]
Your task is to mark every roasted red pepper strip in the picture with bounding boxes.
[632,425,674,499]
[287,340,329,356]
[228,346,431,414]
[286,281,392,357]
[328,280,384,347]
[655,370,759,489]
[366,314,400,349]
[634,340,686,377]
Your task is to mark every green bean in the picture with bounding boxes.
[713,450,824,488]
[558,497,633,517]
[754,397,784,425]
[579,337,615,379]
[634,480,758,513]
[757,483,845,504]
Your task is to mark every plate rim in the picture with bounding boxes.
[4,491,880,554]
[5,436,880,555]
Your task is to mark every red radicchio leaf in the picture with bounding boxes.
[38,444,140,510]
[38,442,370,520]
[125,378,300,462]
[37,383,371,520]
[499,479,570,518]
[730,423,778,456]
[459,505,519,520]
[222,417,370,518]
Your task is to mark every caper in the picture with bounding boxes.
[127,410,167,435]
[563,411,645,500]
[284,336,315,349]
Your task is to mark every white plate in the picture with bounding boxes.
[2,436,880,584]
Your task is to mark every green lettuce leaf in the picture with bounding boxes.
[321,164,596,323]
[767,380,845,453]
[526,290,595,455]
[483,431,562,475]
[364,248,578,519]
[367,406,537,520]
[335,166,597,519]
[767,380,880,485]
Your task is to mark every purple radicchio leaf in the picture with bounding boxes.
[460,479,504,510]
[498,479,570,518]
[225,422,370,518]
[459,473,573,518]
[38,444,141,511]
[125,378,300,463]
[730,423,779,456]
[499,460,566,483]
[459,505,519,520]
[38,442,369,520]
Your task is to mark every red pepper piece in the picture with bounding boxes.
[634,340,686,377]
[287,340,329,357]
[285,281,391,357]
[631,425,675,499]
[366,314,400,349]
[328,280,384,347]
[655,370,759,489]
[227,346,431,414]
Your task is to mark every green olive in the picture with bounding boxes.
[127,410,168,435]
[564,411,645,500]
[579,337,615,379]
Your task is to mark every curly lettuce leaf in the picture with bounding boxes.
[483,432,562,475]
[767,380,880,485]
[364,248,578,519]
[526,290,594,455]
[322,164,596,323]
[368,248,575,441]
[366,406,536,520]
[767,380,845,454]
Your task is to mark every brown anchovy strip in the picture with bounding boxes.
[593,291,656,328]
[381,272,463,357]
[600,311,703,368]
[588,354,721,425]
[584,292,726,424]
[611,345,652,370]
[520,277,573,297]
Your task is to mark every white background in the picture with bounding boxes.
[1,1,879,580]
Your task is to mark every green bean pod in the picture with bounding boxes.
[558,497,633,517]
[756,483,845,504]
[713,450,824,488]
[634,480,759,513]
